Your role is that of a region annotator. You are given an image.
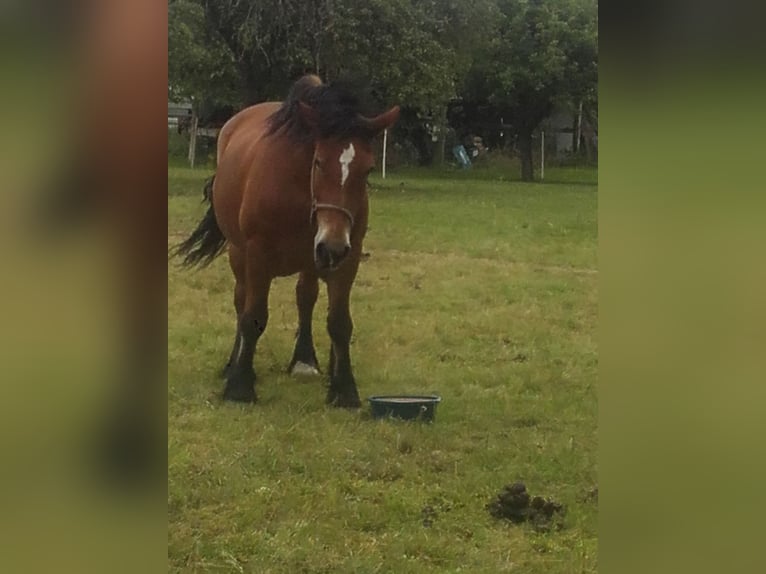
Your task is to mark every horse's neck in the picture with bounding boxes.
[266,137,314,192]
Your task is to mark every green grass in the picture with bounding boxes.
[168,166,598,573]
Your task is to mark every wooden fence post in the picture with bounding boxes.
[382,129,388,179]
[188,111,198,168]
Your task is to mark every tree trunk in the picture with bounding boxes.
[434,131,446,166]
[432,108,447,166]
[241,63,268,106]
[581,118,594,163]
[574,100,583,153]
[518,130,534,181]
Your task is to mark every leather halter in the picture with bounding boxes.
[309,150,355,228]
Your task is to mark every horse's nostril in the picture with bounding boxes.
[315,241,350,269]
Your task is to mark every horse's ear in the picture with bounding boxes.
[298,101,320,131]
[359,105,400,135]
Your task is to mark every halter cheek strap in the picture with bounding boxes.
[310,151,355,228]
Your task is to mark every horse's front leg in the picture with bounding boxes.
[288,271,320,376]
[223,245,271,403]
[325,264,361,408]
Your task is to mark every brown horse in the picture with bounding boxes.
[175,75,399,407]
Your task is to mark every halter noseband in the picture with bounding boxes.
[309,151,355,229]
[310,199,355,228]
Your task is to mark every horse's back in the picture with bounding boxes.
[217,102,281,163]
[212,102,282,246]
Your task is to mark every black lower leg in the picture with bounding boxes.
[289,274,320,373]
[289,329,320,373]
[326,313,360,408]
[223,276,245,378]
[221,328,241,379]
[223,313,265,403]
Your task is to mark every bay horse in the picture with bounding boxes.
[175,75,400,407]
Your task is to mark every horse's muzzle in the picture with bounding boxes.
[315,240,350,271]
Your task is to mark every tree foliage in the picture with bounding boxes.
[167,0,239,108]
[168,0,597,174]
[464,0,598,178]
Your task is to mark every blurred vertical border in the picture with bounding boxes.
[601,1,766,573]
[0,1,166,572]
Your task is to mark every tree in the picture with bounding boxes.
[464,0,597,180]
[179,0,480,165]
[168,0,597,172]
[198,0,335,104]
[320,0,497,164]
[168,0,239,109]
[321,0,456,163]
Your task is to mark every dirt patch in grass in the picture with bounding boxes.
[487,482,565,532]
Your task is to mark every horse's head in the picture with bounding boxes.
[299,103,400,271]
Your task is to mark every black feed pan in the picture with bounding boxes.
[368,395,442,422]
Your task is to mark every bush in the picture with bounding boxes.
[168,129,188,160]
[168,129,217,167]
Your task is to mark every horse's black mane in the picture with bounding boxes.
[266,75,377,142]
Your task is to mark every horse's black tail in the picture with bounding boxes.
[172,175,227,268]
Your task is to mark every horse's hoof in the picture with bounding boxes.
[290,361,320,376]
[327,389,361,409]
[223,380,257,403]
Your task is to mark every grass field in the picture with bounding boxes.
[168,165,598,573]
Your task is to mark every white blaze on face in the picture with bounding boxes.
[339,142,355,186]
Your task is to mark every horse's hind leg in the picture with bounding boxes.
[223,243,271,402]
[288,271,320,376]
[221,245,245,379]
